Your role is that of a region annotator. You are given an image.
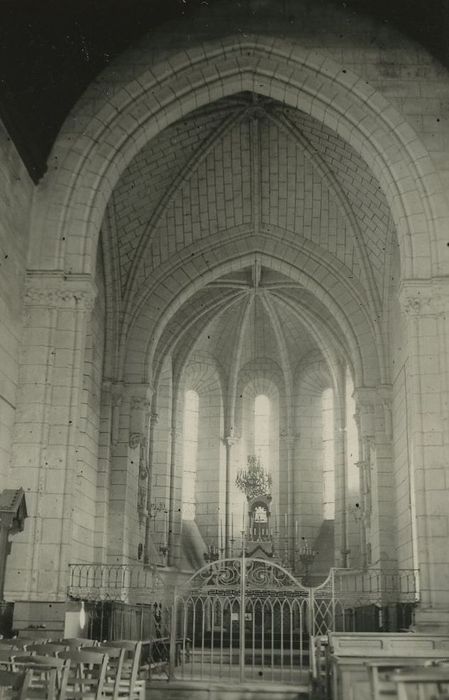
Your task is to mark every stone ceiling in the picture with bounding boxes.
[103,91,394,385]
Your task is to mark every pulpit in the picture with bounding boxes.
[0,488,27,600]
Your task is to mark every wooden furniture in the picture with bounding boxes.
[58,639,96,649]
[0,669,32,700]
[11,655,68,700]
[58,649,109,700]
[100,641,145,700]
[366,659,449,699]
[82,646,125,700]
[328,633,449,700]
[391,666,449,700]
[26,644,69,657]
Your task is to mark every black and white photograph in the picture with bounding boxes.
[0,1,448,698]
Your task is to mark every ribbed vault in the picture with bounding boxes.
[97,88,403,392]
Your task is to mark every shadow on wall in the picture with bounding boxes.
[180,520,207,571]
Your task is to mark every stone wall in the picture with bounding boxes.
[0,120,33,485]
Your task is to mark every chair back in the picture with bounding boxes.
[0,641,16,649]
[10,639,43,651]
[0,668,32,700]
[58,649,109,700]
[84,646,125,699]
[30,643,70,656]
[59,638,96,648]
[11,655,66,700]
[0,649,14,669]
[103,641,142,680]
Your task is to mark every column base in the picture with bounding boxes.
[414,606,449,633]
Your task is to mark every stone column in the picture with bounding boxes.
[7,272,96,601]
[167,424,182,567]
[128,385,153,524]
[108,383,152,563]
[224,434,238,556]
[353,387,396,572]
[143,411,159,565]
[400,280,449,630]
[334,394,348,569]
[278,431,295,566]
[94,379,114,562]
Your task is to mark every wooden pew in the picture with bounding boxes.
[328,633,449,700]
[366,659,449,699]
[390,666,449,700]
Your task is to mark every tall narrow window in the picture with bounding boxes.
[182,389,199,519]
[322,388,335,519]
[254,394,270,470]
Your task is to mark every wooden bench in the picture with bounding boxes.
[391,666,449,700]
[328,633,449,700]
[366,659,449,699]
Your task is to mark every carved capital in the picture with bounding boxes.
[24,272,97,310]
[130,396,151,413]
[150,412,159,426]
[224,435,239,447]
[129,432,142,450]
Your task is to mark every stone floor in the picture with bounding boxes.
[146,680,311,700]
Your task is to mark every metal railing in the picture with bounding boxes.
[330,567,419,605]
[68,563,166,603]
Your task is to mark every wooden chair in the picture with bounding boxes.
[0,650,14,671]
[11,655,68,700]
[26,645,69,657]
[9,640,42,652]
[58,649,109,700]
[0,668,32,700]
[58,639,96,649]
[82,646,125,700]
[99,641,145,700]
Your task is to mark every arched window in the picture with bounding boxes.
[254,394,270,469]
[182,389,199,519]
[322,387,335,519]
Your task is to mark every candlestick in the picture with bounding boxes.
[231,512,234,540]
[220,517,224,551]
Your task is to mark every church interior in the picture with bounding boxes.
[1,0,449,697]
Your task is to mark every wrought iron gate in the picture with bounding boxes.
[171,557,313,685]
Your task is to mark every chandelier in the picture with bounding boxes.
[235,455,272,500]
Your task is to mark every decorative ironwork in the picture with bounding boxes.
[182,557,310,595]
[175,556,311,686]
[67,563,165,603]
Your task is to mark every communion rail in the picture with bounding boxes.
[67,562,419,640]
